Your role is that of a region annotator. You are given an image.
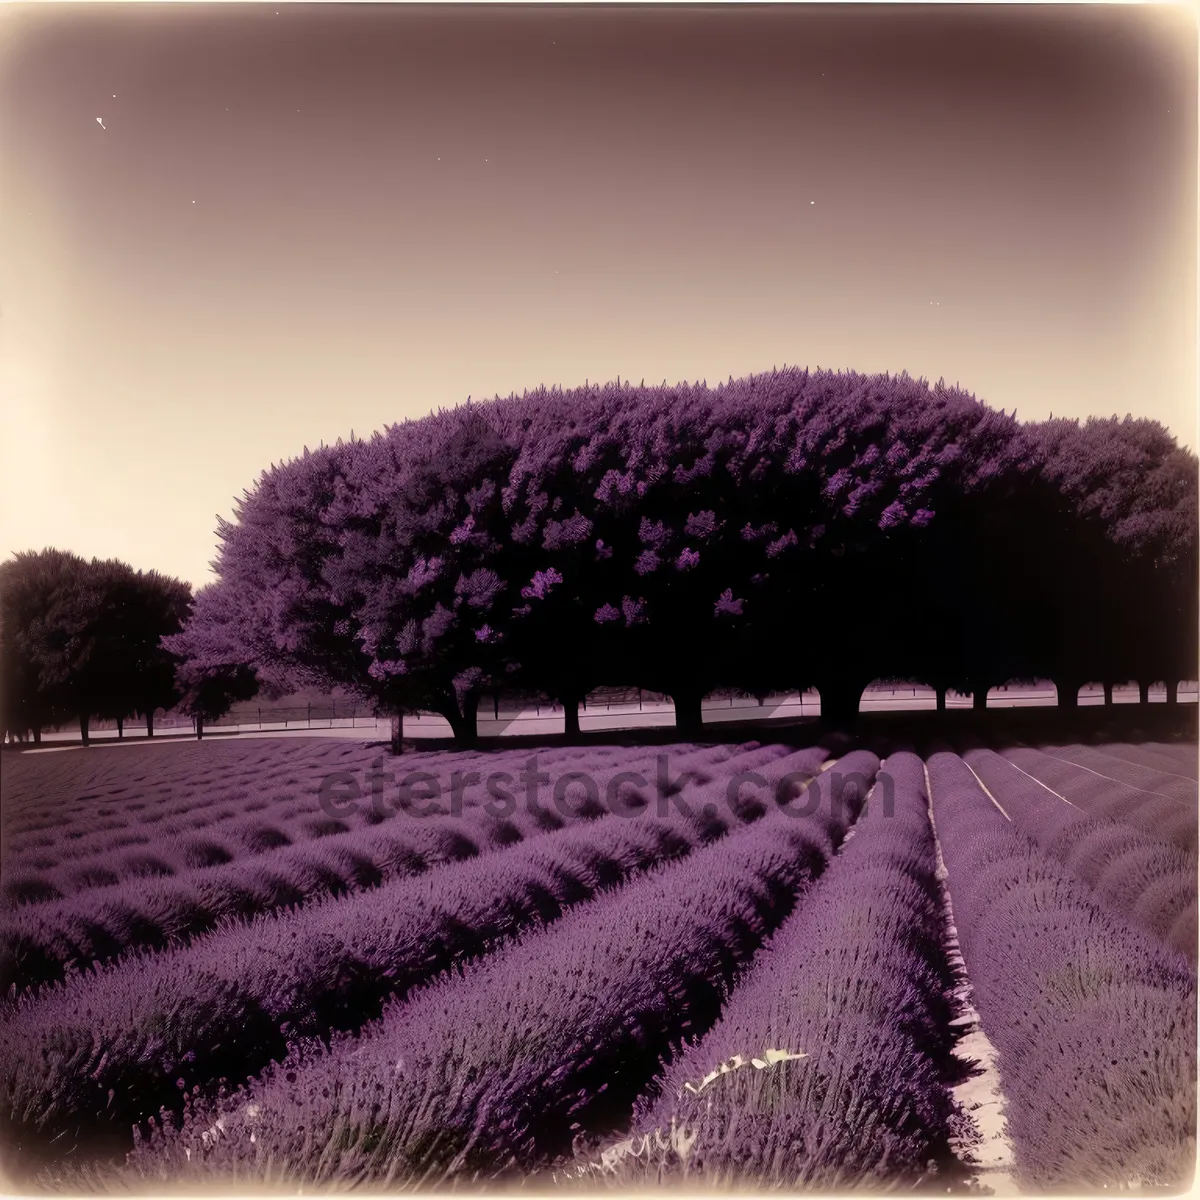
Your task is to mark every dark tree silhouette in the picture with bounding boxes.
[0,549,84,742]
[1,551,195,744]
[1031,415,1199,706]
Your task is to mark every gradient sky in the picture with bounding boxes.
[1,2,1195,589]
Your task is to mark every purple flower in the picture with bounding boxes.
[638,518,670,549]
[675,548,701,571]
[622,595,648,626]
[542,513,593,551]
[593,603,620,624]
[448,515,476,545]
[520,568,563,601]
[634,550,660,576]
[766,530,798,559]
[714,588,744,617]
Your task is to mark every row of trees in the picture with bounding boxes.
[0,551,204,745]
[163,366,1198,747]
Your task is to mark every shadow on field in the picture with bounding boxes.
[352,705,1198,762]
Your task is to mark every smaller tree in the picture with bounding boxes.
[163,583,265,739]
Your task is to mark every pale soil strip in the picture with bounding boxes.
[960,760,1012,821]
[924,761,1018,1195]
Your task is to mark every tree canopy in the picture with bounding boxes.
[167,366,1197,741]
[0,550,193,743]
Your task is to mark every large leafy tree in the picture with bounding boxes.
[176,368,1197,744]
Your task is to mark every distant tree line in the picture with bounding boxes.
[156,366,1196,749]
[0,551,205,745]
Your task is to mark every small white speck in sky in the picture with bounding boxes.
[96,117,106,129]
[810,200,814,205]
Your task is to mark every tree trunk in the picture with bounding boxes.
[117,715,124,740]
[1138,680,1150,705]
[935,686,947,713]
[79,713,89,746]
[1103,681,1113,706]
[443,694,479,747]
[1056,680,1079,710]
[32,725,41,745]
[819,679,862,726]
[971,682,988,712]
[146,711,155,738]
[390,713,404,755]
[196,714,204,740]
[562,694,581,740]
[1167,680,1179,705]
[672,687,705,737]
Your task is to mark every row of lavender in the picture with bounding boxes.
[112,746,1198,1191]
[2,741,644,900]
[116,752,880,1188]
[0,743,841,1173]
[928,752,1195,1190]
[1024,743,1198,804]
[592,748,1195,1191]
[1,741,804,993]
[2,740,1193,1191]
[968,749,1197,962]
[599,752,961,1190]
[1002,744,1197,852]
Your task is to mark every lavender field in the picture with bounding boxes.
[0,733,1195,1193]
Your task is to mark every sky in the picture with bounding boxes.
[0,1,1195,589]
